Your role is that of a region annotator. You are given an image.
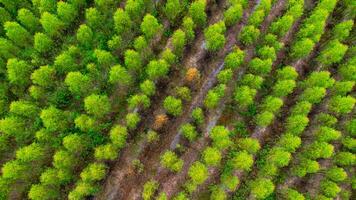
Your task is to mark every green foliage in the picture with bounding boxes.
[210,186,227,200]
[210,126,232,150]
[188,161,208,184]
[53,150,76,170]
[142,180,158,200]
[202,147,221,166]
[17,8,40,32]
[86,7,104,29]
[28,184,59,200]
[255,111,274,127]
[248,58,272,75]
[302,71,335,88]
[4,21,32,47]
[272,80,296,97]
[0,116,25,138]
[231,150,253,171]
[128,94,150,109]
[204,84,226,109]
[192,107,204,125]
[221,172,239,191]
[291,101,312,116]
[141,14,162,40]
[175,86,191,101]
[161,48,177,65]
[80,163,106,182]
[204,21,226,52]
[331,81,355,96]
[239,25,260,45]
[125,49,142,72]
[331,20,353,41]
[257,46,276,61]
[217,69,233,84]
[34,32,54,53]
[94,144,118,161]
[241,74,264,89]
[267,148,291,167]
[236,138,260,154]
[126,112,141,130]
[333,152,355,166]
[31,65,55,88]
[40,106,68,132]
[320,179,341,198]
[108,35,123,52]
[317,40,348,66]
[84,94,111,118]
[109,65,132,86]
[65,71,92,96]
[325,167,347,182]
[164,0,183,23]
[163,96,183,117]
[224,47,245,70]
[282,188,305,200]
[260,96,283,113]
[40,168,59,185]
[276,66,298,80]
[299,87,326,104]
[16,143,45,162]
[68,181,99,200]
[182,17,195,42]
[40,12,65,37]
[125,0,145,21]
[285,115,309,135]
[110,125,128,149]
[172,29,186,55]
[276,133,301,152]
[304,141,334,159]
[189,0,207,27]
[140,80,156,96]
[328,95,355,115]
[180,123,198,142]
[291,38,314,59]
[146,130,159,143]
[314,126,341,142]
[292,158,319,177]
[57,1,77,25]
[224,4,243,27]
[7,58,32,86]
[250,178,275,199]
[75,114,96,132]
[234,86,257,108]
[94,49,115,68]
[160,151,183,172]
[0,38,19,59]
[146,59,170,80]
[77,24,93,47]
[63,134,87,153]
[10,100,39,118]
[54,49,80,74]
[269,15,294,37]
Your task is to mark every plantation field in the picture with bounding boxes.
[0,0,355,200]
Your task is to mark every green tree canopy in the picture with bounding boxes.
[84,94,111,118]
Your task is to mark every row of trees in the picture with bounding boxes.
[69,0,206,198]
[247,14,354,199]
[165,0,306,199]
[142,1,249,198]
[290,0,338,59]
[0,0,180,199]
[223,0,339,199]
